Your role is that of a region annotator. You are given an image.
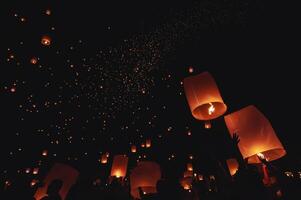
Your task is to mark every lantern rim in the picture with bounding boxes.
[192,102,227,120]
[247,148,286,164]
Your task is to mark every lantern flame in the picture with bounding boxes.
[257,152,265,160]
[208,103,215,115]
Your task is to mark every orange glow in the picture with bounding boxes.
[204,121,211,129]
[224,105,286,163]
[183,72,227,121]
[146,139,151,148]
[130,161,161,199]
[42,150,48,156]
[101,154,108,164]
[188,67,194,73]
[30,179,38,187]
[34,163,79,200]
[41,35,51,46]
[131,145,137,153]
[184,171,193,178]
[33,168,39,175]
[187,163,193,172]
[226,158,239,176]
[110,155,128,178]
[141,142,145,148]
[180,177,192,190]
[30,57,38,64]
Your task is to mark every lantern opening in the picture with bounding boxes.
[193,102,227,120]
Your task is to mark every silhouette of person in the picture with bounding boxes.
[41,179,63,200]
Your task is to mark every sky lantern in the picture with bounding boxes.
[30,57,38,65]
[224,105,286,163]
[33,168,39,175]
[41,35,51,46]
[180,177,192,190]
[141,142,145,148]
[42,150,48,156]
[146,139,151,148]
[187,163,193,172]
[45,9,51,15]
[226,158,239,176]
[183,170,193,178]
[34,163,79,200]
[110,155,128,178]
[130,161,161,199]
[183,72,227,128]
[131,145,137,153]
[101,154,108,164]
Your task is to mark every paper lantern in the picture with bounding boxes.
[30,179,39,187]
[187,163,193,172]
[34,163,79,200]
[180,177,192,190]
[184,171,193,178]
[146,139,151,148]
[101,154,108,164]
[204,121,211,129]
[110,155,128,178]
[30,57,38,65]
[42,150,48,156]
[131,145,137,153]
[226,158,239,176]
[33,168,39,175]
[141,142,145,148]
[130,161,161,199]
[25,168,31,174]
[224,105,286,163]
[183,72,227,121]
[41,35,51,46]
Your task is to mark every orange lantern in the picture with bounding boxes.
[34,163,79,200]
[204,121,211,129]
[180,177,192,190]
[141,142,145,148]
[30,179,38,187]
[130,161,161,199]
[101,154,108,164]
[110,155,128,178]
[45,9,51,15]
[33,168,39,175]
[30,57,38,65]
[184,171,193,178]
[226,158,239,176]
[183,72,227,121]
[224,105,286,163]
[187,163,193,172]
[41,35,51,46]
[25,168,31,174]
[131,145,137,153]
[146,139,151,148]
[42,150,48,156]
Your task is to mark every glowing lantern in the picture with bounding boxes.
[101,154,108,164]
[110,155,128,178]
[41,35,51,46]
[183,72,227,122]
[226,158,239,176]
[131,145,137,153]
[180,177,192,190]
[198,174,204,181]
[146,139,151,148]
[187,163,193,172]
[30,179,38,187]
[25,168,31,174]
[204,121,211,129]
[42,150,48,156]
[188,66,194,73]
[45,9,51,15]
[105,152,110,157]
[184,171,193,178]
[224,105,286,163]
[33,168,39,175]
[34,163,79,200]
[141,142,145,148]
[30,57,38,65]
[130,161,161,199]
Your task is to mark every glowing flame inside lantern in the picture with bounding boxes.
[257,152,267,161]
[208,103,215,115]
[115,170,121,178]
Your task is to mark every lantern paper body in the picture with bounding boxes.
[183,72,227,120]
[110,155,128,178]
[101,154,108,164]
[130,161,161,199]
[226,159,239,176]
[187,163,193,172]
[224,105,286,163]
[146,139,151,148]
[131,145,137,153]
[180,177,192,190]
[41,36,51,46]
[184,171,193,178]
[34,163,79,200]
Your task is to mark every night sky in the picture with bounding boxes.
[1,0,300,179]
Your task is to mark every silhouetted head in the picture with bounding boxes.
[47,179,63,195]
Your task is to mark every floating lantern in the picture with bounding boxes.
[110,155,128,178]
[226,158,239,176]
[180,177,192,190]
[141,142,145,148]
[187,163,193,172]
[41,35,51,46]
[33,168,39,175]
[146,139,151,148]
[183,72,227,121]
[130,161,161,199]
[131,145,137,153]
[188,66,194,73]
[204,121,212,129]
[25,168,31,174]
[30,179,38,187]
[101,154,108,164]
[34,163,79,200]
[184,171,193,178]
[42,150,48,156]
[30,57,38,65]
[45,9,51,15]
[224,105,286,163]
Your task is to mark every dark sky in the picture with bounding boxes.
[1,0,300,178]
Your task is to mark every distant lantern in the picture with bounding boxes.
[198,174,204,181]
[45,9,51,15]
[30,57,38,65]
[183,72,227,121]
[34,163,79,200]
[184,171,193,178]
[224,105,286,163]
[204,121,211,129]
[187,163,193,172]
[180,177,192,190]
[30,179,38,187]
[146,139,151,148]
[25,168,31,174]
[110,155,128,178]
[101,154,108,164]
[226,158,239,176]
[131,145,137,153]
[105,152,110,157]
[141,142,145,148]
[41,35,51,46]
[42,150,48,156]
[188,66,194,73]
[33,168,39,175]
[130,161,161,199]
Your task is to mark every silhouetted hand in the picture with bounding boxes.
[231,133,240,147]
